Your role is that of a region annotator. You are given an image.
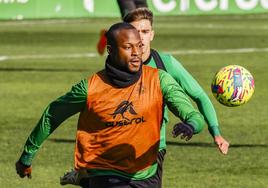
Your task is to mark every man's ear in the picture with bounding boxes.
[150,30,155,42]
[107,45,112,55]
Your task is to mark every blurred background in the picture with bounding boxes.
[0,0,268,187]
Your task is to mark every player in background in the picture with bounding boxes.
[97,0,148,55]
[123,7,229,154]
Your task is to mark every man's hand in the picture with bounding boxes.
[214,136,229,155]
[15,161,32,179]
[172,122,194,141]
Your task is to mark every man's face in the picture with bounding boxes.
[111,29,143,73]
[130,19,154,61]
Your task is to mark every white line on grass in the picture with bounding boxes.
[0,53,97,61]
[156,23,268,30]
[3,21,268,30]
[166,47,268,55]
[1,47,268,62]
[2,20,268,31]
[0,56,8,61]
[0,19,90,26]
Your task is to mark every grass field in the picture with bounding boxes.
[1,14,268,188]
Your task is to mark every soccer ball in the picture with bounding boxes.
[211,65,255,107]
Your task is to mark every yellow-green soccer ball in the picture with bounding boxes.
[211,65,255,107]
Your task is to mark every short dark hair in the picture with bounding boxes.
[123,7,153,26]
[105,22,137,47]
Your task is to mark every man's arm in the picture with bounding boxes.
[158,69,204,134]
[161,54,229,154]
[17,79,88,167]
[163,55,220,135]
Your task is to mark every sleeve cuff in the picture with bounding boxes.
[209,126,221,137]
[19,150,35,166]
[187,119,203,134]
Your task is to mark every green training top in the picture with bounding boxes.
[19,69,204,180]
[145,51,221,150]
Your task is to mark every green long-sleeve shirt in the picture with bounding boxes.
[146,52,221,149]
[19,69,204,180]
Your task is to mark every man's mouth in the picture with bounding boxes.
[130,58,141,66]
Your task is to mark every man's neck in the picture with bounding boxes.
[142,51,151,62]
[105,56,142,88]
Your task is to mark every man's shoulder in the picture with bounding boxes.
[150,50,175,66]
[152,50,173,59]
[143,65,170,79]
[143,65,161,77]
[96,69,106,76]
[150,49,183,71]
[143,64,158,71]
[87,69,106,83]
[89,69,105,78]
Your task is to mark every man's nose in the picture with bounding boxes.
[138,31,144,40]
[132,47,139,56]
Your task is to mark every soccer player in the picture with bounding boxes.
[15,22,204,188]
[97,0,148,55]
[123,8,230,154]
[60,7,230,187]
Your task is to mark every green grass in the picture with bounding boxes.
[0,14,268,188]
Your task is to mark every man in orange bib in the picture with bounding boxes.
[15,22,204,188]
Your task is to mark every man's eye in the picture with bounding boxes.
[142,30,150,34]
